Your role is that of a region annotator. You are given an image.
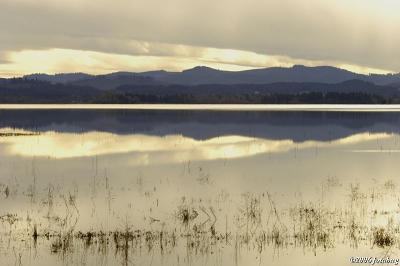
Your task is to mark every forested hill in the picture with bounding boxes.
[23,65,400,86]
[0,77,400,104]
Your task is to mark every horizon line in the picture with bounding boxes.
[1,64,398,79]
[1,104,400,112]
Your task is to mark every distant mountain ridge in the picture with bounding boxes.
[24,73,93,83]
[0,65,398,104]
[71,73,162,90]
[22,65,400,88]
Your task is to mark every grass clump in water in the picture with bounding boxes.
[373,228,394,248]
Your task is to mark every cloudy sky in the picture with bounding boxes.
[1,0,399,77]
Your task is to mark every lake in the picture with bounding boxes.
[1,105,400,266]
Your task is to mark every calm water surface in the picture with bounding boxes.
[1,106,400,266]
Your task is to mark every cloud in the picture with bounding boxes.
[0,47,391,78]
[0,48,260,77]
[0,0,400,73]
[0,52,11,64]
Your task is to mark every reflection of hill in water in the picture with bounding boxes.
[0,109,400,142]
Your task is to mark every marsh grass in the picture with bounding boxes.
[1,180,400,266]
[373,228,394,248]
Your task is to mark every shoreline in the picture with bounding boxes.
[1,104,400,111]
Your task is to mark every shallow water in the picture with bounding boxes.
[1,107,400,266]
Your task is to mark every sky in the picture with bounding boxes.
[1,0,399,77]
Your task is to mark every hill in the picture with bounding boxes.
[71,72,162,90]
[0,78,100,103]
[22,65,400,88]
[24,73,93,83]
[155,65,365,85]
[116,79,399,97]
[157,65,400,86]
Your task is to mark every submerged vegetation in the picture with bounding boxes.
[1,178,400,265]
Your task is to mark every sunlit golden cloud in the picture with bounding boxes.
[0,48,392,78]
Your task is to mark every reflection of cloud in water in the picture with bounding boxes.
[349,150,400,153]
[0,129,393,163]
